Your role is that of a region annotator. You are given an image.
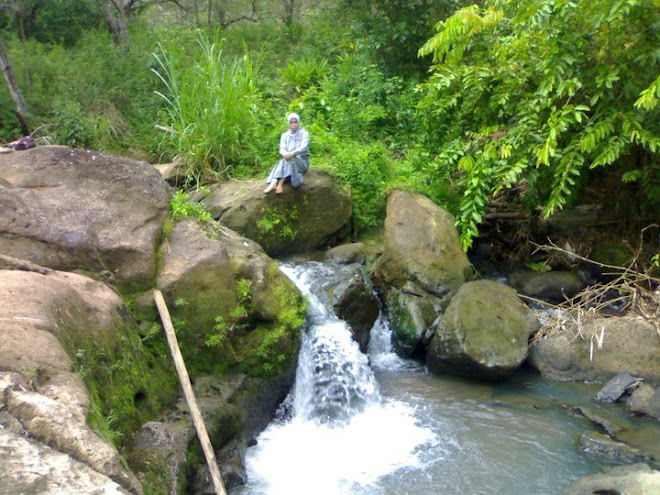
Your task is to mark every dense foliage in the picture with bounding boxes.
[418,0,660,249]
[1,0,658,243]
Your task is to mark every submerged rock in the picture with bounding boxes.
[578,432,654,465]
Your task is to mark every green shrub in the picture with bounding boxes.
[152,32,267,182]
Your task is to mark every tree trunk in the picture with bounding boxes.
[105,0,130,48]
[0,38,30,136]
[282,0,294,25]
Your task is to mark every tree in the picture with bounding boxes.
[282,0,294,25]
[418,0,660,250]
[0,37,29,135]
[339,0,465,76]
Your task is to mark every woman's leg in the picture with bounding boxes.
[275,178,285,194]
[264,179,277,193]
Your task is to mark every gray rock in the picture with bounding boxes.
[388,289,442,357]
[563,463,660,495]
[0,146,172,292]
[529,316,660,383]
[627,384,660,420]
[0,268,144,494]
[578,431,653,465]
[156,219,238,336]
[595,371,641,403]
[370,190,472,356]
[324,242,382,266]
[332,271,380,353]
[201,169,352,256]
[7,390,141,493]
[508,269,587,302]
[426,280,539,381]
[0,429,130,495]
[371,189,472,298]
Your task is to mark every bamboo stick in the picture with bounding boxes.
[153,289,227,495]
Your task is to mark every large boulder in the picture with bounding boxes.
[152,219,304,378]
[528,316,660,384]
[156,220,238,347]
[426,280,540,381]
[0,146,171,292]
[131,219,304,492]
[200,169,352,257]
[0,265,144,494]
[370,190,473,357]
[371,190,472,298]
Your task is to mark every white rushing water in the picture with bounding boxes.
[238,262,436,495]
[235,261,605,495]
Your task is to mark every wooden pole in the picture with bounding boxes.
[153,290,227,495]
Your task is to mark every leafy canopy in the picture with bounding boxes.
[418,0,660,250]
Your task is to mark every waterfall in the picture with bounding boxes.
[237,262,435,494]
[282,262,380,424]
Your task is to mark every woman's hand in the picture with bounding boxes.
[283,151,295,160]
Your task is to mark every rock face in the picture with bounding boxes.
[0,429,129,495]
[153,219,304,378]
[0,268,143,494]
[201,169,352,257]
[0,146,171,292]
[370,190,472,357]
[426,280,540,381]
[528,316,660,384]
[157,220,238,342]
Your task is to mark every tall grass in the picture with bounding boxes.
[152,33,265,182]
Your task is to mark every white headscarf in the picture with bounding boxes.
[286,112,301,125]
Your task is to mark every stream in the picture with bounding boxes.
[233,261,632,494]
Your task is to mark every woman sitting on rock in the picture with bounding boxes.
[264,112,309,194]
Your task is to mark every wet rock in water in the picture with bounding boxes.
[562,463,660,495]
[571,406,623,436]
[310,262,379,353]
[627,384,660,420]
[333,273,379,353]
[324,242,382,267]
[578,431,653,465]
[426,280,539,381]
[370,189,472,357]
[595,372,641,403]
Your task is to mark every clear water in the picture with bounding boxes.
[233,262,611,495]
